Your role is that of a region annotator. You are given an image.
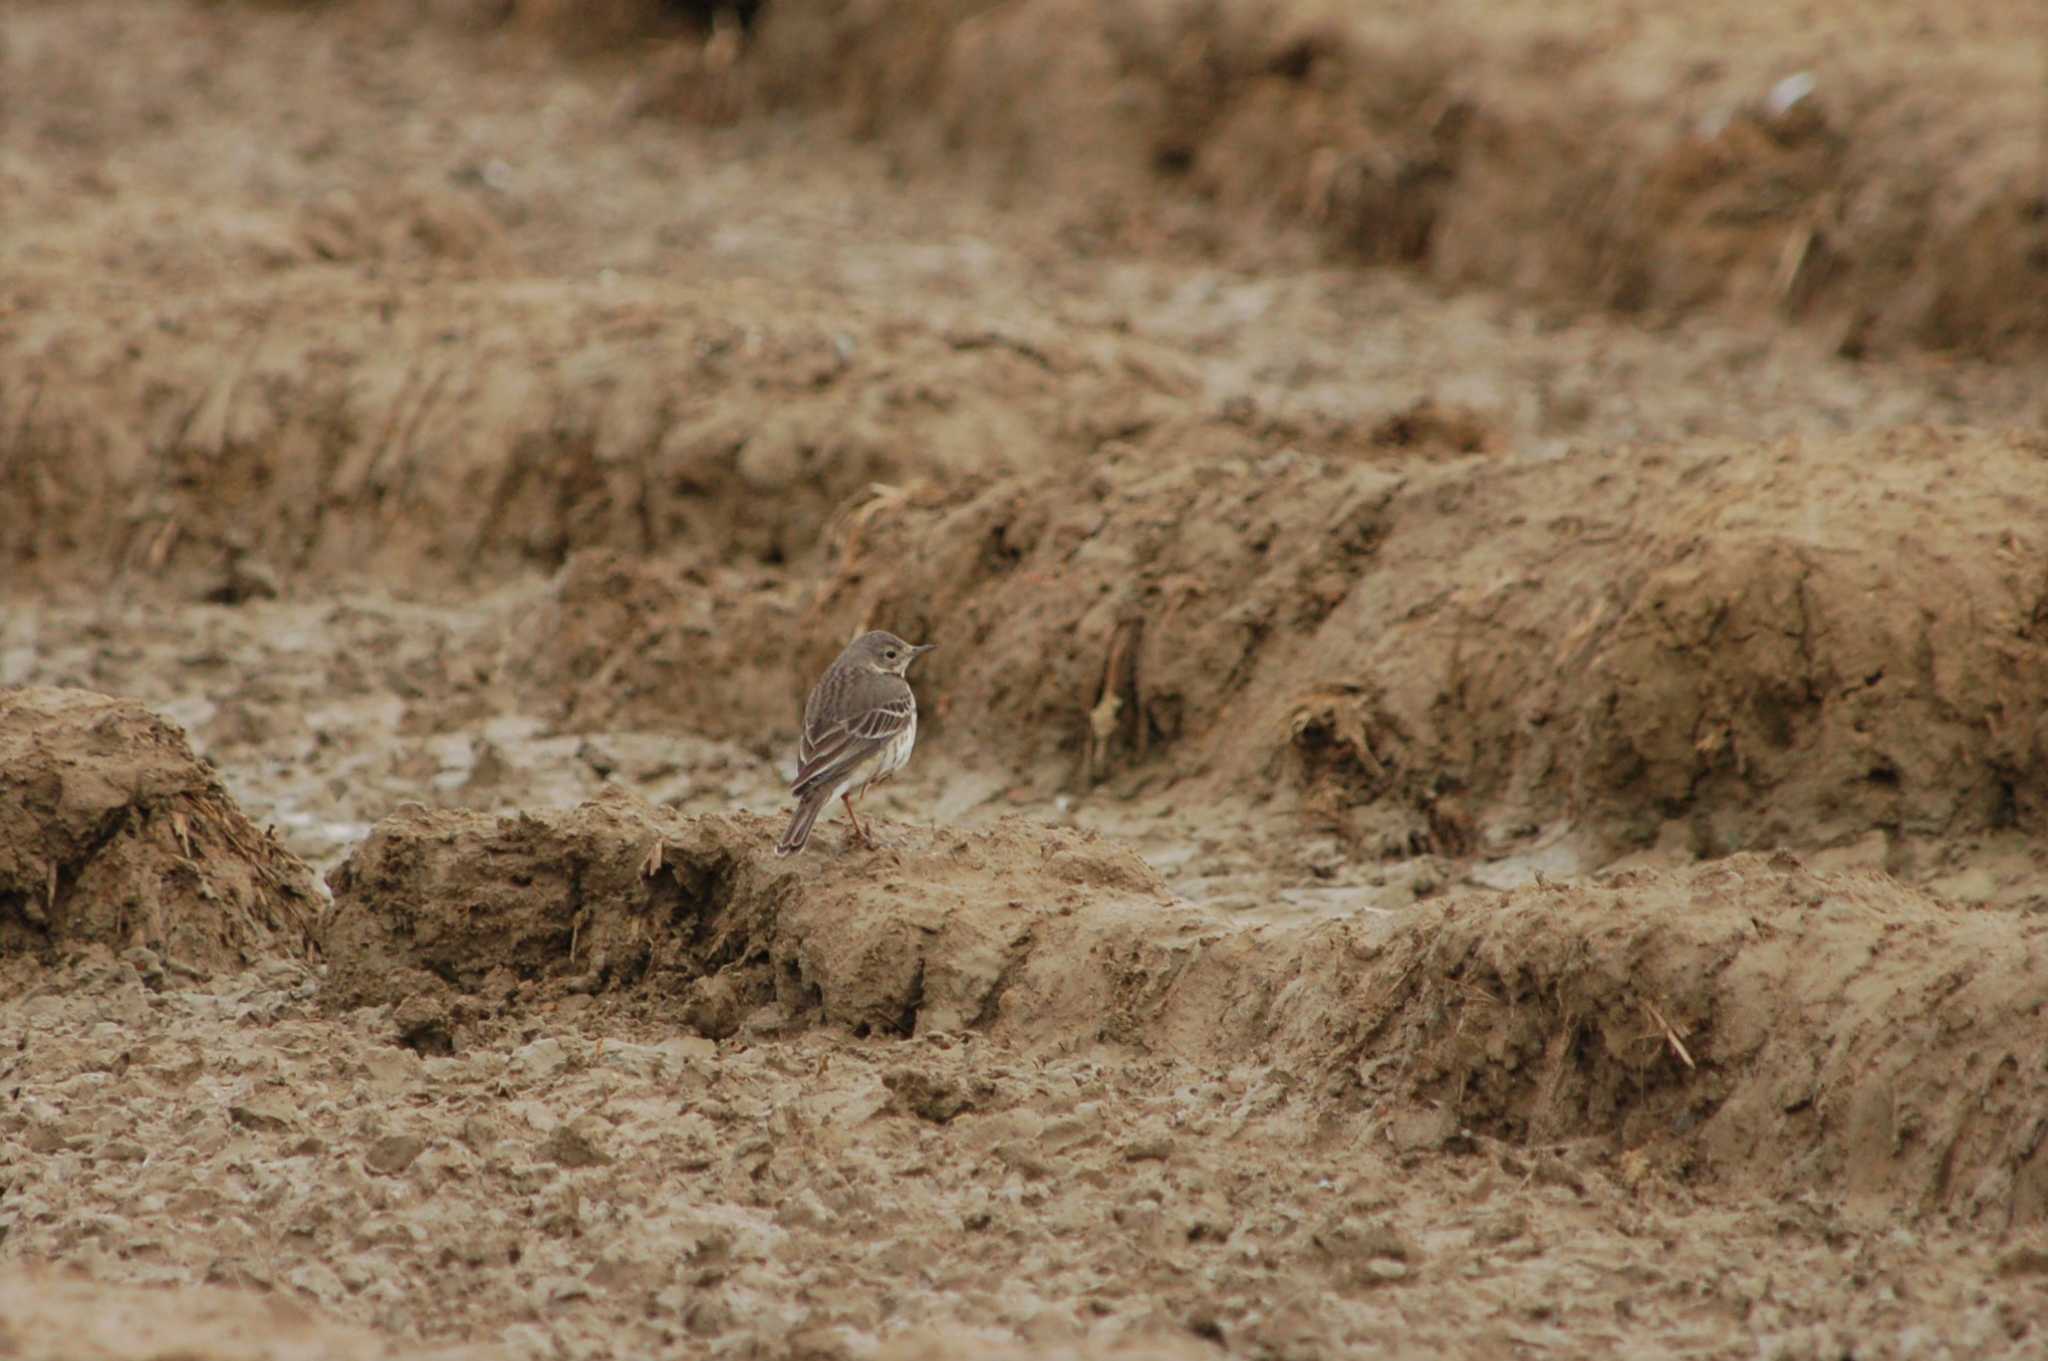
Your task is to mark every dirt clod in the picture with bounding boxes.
[0,688,320,970]
[364,1134,429,1177]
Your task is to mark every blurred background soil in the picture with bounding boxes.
[2,1,2046,1357]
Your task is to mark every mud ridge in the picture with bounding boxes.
[0,274,1229,588]
[707,1,2048,358]
[321,797,2048,1222]
[817,426,2048,858]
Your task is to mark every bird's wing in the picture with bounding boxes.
[793,694,915,797]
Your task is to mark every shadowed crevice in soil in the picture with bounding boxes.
[319,798,2048,1224]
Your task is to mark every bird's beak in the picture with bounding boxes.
[913,643,938,657]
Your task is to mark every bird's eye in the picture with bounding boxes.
[885,649,898,659]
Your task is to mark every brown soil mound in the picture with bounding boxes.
[0,688,319,969]
[321,789,748,1017]
[320,798,2048,1220]
[819,425,2048,858]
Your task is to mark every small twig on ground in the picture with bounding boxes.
[1641,998,1696,1071]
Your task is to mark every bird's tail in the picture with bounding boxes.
[774,789,831,857]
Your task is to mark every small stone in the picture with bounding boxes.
[1996,1245,2048,1278]
[286,1261,347,1304]
[1316,1213,1421,1263]
[1366,1260,1410,1282]
[209,550,281,605]
[509,1037,571,1082]
[542,1116,612,1169]
[1122,1132,1173,1162]
[364,1133,427,1175]
[883,1068,978,1124]
[1386,1105,1456,1153]
[683,974,746,1041]
[26,1122,78,1154]
[393,993,455,1056]
[256,958,304,985]
[537,1274,590,1305]
[1473,1209,1530,1246]
[359,1046,421,1092]
[229,1090,301,1131]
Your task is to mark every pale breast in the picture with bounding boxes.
[871,705,917,784]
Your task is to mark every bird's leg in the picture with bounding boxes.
[842,791,874,849]
[854,785,901,860]
[857,785,876,845]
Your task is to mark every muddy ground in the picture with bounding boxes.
[4,1,2048,1357]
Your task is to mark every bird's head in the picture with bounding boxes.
[845,630,936,677]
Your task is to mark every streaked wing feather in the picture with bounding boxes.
[798,719,834,771]
[850,698,915,742]
[795,699,913,785]
[795,724,859,784]
[792,732,891,799]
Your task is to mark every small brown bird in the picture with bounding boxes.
[775,630,936,857]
